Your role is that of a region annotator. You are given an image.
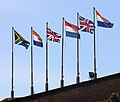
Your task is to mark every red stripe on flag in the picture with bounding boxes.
[32,29,42,41]
[96,10,111,23]
[65,21,80,31]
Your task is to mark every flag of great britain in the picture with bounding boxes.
[47,28,61,43]
[79,16,94,34]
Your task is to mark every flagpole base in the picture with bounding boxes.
[11,90,14,99]
[31,86,34,95]
[45,83,48,92]
[60,80,64,88]
[94,73,97,79]
[76,76,80,84]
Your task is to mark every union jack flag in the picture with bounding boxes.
[79,16,94,34]
[47,28,61,43]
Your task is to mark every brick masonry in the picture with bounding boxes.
[9,73,120,102]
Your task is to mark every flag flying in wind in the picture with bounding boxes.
[47,28,61,43]
[32,29,43,47]
[65,20,80,39]
[96,10,114,28]
[79,16,94,34]
[14,30,30,49]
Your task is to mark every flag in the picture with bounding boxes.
[14,30,30,49]
[96,10,114,28]
[32,29,43,47]
[79,16,94,34]
[65,20,80,39]
[47,28,61,43]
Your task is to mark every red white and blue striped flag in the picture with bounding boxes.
[32,29,43,47]
[47,28,61,43]
[65,20,80,39]
[96,10,114,28]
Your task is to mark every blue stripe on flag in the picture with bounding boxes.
[97,21,113,28]
[19,42,29,49]
[66,31,80,39]
[33,40,43,47]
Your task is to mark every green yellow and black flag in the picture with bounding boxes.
[14,30,30,49]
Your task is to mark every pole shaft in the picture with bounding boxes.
[76,12,80,83]
[93,7,97,79]
[45,22,48,91]
[31,27,34,95]
[11,27,14,99]
[61,18,64,88]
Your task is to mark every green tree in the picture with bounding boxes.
[109,92,120,102]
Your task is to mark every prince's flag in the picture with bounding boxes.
[65,20,80,39]
[96,10,114,28]
[32,29,43,47]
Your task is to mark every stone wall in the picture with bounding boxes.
[10,73,120,102]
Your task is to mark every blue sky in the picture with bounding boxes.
[0,0,119,100]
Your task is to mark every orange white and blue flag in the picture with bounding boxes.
[32,29,43,47]
[96,10,114,28]
[65,20,80,39]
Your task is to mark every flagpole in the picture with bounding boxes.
[45,22,49,91]
[11,27,14,99]
[61,17,64,88]
[31,27,34,95]
[76,12,80,83]
[93,7,97,79]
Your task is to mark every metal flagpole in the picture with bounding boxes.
[76,12,80,83]
[93,7,97,79]
[45,22,49,91]
[11,27,14,99]
[31,27,34,95]
[61,18,64,88]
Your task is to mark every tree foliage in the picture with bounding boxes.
[108,92,120,102]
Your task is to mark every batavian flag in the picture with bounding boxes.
[96,10,114,28]
[65,20,80,39]
[32,29,43,47]
[47,28,61,43]
[14,30,30,49]
[79,16,94,34]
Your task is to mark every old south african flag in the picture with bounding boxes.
[14,30,30,49]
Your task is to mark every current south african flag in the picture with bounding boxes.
[14,30,30,49]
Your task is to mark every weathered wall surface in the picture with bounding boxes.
[11,73,120,102]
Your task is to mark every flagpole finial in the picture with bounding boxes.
[63,17,64,21]
[46,22,48,26]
